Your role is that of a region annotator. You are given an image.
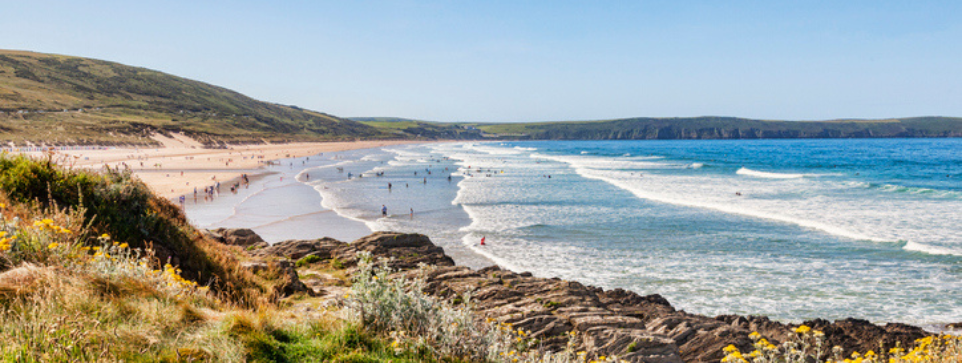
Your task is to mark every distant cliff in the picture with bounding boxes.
[473,116,962,140]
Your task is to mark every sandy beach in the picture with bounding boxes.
[41,133,425,199]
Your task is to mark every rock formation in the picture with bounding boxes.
[209,228,265,247]
[241,230,930,362]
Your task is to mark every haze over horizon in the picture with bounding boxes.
[3,1,961,123]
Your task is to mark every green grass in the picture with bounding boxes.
[295,255,322,268]
[0,49,393,145]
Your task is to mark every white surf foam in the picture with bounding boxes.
[904,241,962,256]
[737,167,807,179]
[578,168,887,242]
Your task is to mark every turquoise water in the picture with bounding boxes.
[191,139,962,326]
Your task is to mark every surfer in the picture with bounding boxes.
[381,205,387,217]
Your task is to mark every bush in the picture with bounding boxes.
[295,254,322,268]
[345,252,628,363]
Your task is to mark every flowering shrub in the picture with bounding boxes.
[0,211,207,300]
[346,252,628,363]
[722,325,961,363]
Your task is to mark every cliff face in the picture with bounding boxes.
[243,231,930,363]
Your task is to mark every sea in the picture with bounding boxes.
[186,139,962,328]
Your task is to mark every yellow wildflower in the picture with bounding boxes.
[795,325,811,334]
[749,331,761,340]
[47,242,59,249]
[118,243,128,249]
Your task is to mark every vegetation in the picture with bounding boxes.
[0,153,434,362]
[468,116,962,140]
[722,326,961,363]
[0,151,272,305]
[352,117,483,140]
[346,252,630,363]
[0,50,391,145]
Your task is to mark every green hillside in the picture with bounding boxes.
[0,50,388,146]
[469,116,962,140]
[350,117,482,139]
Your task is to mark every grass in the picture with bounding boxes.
[0,152,275,306]
[0,49,394,145]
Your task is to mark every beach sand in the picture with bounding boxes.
[47,134,424,199]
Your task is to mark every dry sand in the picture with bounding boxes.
[42,134,425,199]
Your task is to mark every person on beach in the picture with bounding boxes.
[480,236,486,246]
[388,182,392,190]
[410,208,414,218]
[381,205,387,217]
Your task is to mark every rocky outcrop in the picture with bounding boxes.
[246,230,930,362]
[250,232,455,270]
[210,228,264,247]
[249,237,347,260]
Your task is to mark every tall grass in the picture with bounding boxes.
[0,152,273,306]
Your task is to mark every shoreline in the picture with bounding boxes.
[35,135,429,199]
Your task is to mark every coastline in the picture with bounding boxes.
[32,138,958,330]
[47,134,427,199]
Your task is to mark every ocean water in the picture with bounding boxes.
[188,139,962,326]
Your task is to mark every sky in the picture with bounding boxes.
[2,1,961,122]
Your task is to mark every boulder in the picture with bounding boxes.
[212,228,264,247]
[273,259,311,296]
[249,237,347,260]
[351,232,455,269]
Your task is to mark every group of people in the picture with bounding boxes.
[177,173,250,207]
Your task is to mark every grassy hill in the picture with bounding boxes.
[0,50,390,146]
[469,116,962,140]
[350,117,482,139]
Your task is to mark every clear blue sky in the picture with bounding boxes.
[3,1,960,122]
